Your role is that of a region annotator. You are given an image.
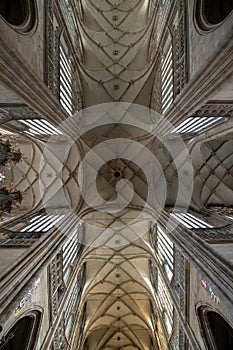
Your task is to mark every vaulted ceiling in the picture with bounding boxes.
[1,1,232,349]
[77,0,156,107]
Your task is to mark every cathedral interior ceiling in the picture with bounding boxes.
[77,0,156,107]
[0,0,232,349]
[4,112,232,349]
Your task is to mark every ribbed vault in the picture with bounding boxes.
[6,127,232,349]
[1,1,232,349]
[80,235,155,350]
[7,125,232,349]
[77,0,156,107]
[8,137,82,213]
[191,139,233,208]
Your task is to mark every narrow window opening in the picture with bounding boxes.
[0,0,26,25]
[170,212,213,229]
[198,309,233,350]
[0,0,36,32]
[204,0,233,24]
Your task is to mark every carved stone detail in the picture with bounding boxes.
[0,105,41,122]
[50,253,65,320]
[46,0,54,91]
[179,325,186,350]
[150,225,158,251]
[172,248,186,318]
[192,224,233,242]
[149,259,158,292]
[0,231,42,247]
[46,1,63,99]
[0,214,44,247]
[53,27,62,99]
[75,304,86,350]
[173,0,187,97]
[151,57,163,113]
[206,206,233,217]
[169,309,180,349]
[193,104,233,117]
[53,319,68,350]
[59,0,76,46]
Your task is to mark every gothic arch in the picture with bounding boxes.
[0,0,37,33]
[0,310,42,350]
[195,0,233,31]
[197,305,233,350]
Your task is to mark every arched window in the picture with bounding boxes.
[204,0,233,24]
[0,313,41,350]
[196,0,233,30]
[0,0,36,32]
[198,308,233,349]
